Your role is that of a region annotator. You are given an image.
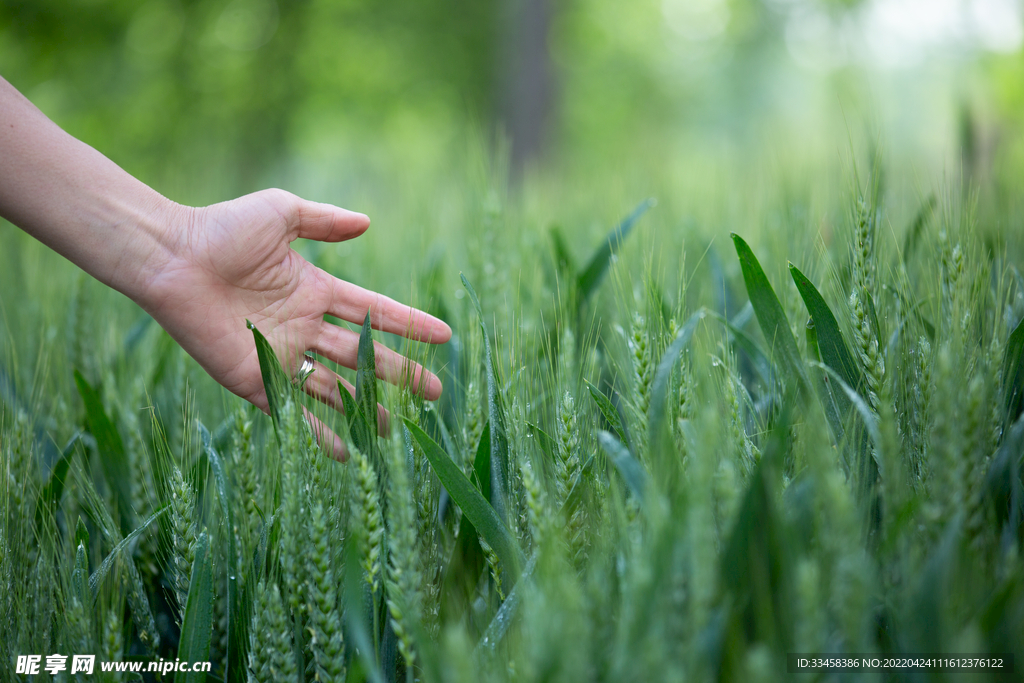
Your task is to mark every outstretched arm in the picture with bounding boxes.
[0,75,452,455]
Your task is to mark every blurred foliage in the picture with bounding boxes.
[0,0,922,195]
[1,0,1023,211]
[0,0,501,198]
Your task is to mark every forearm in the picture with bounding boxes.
[0,76,185,303]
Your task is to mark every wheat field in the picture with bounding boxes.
[3,152,1024,683]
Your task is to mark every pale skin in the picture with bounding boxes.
[0,75,452,457]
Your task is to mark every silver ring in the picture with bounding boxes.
[294,353,316,386]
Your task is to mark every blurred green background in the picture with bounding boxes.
[4,0,1024,201]
[7,0,1024,378]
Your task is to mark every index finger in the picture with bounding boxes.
[327,278,452,343]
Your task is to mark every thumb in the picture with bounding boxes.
[269,189,370,243]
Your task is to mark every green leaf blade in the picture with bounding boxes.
[356,310,380,439]
[902,193,936,265]
[34,432,82,531]
[526,421,557,464]
[461,273,511,524]
[473,420,493,501]
[577,198,655,306]
[248,320,290,434]
[74,370,131,530]
[585,380,631,451]
[474,553,538,660]
[789,264,864,390]
[1002,315,1024,433]
[197,421,238,681]
[647,310,703,460]
[340,380,373,458]
[598,430,648,503]
[550,226,577,276]
[731,234,810,397]
[403,418,524,583]
[88,505,169,595]
[719,407,793,655]
[706,307,774,389]
[177,531,214,683]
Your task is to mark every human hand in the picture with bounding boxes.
[140,188,451,456]
[0,79,449,456]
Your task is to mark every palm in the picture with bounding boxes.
[144,189,450,449]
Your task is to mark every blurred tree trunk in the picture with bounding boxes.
[500,0,554,174]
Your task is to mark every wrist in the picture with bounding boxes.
[115,195,196,313]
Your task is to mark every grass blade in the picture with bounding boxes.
[177,531,214,683]
[810,361,881,495]
[562,453,597,516]
[197,421,238,681]
[252,510,275,584]
[1001,315,1024,433]
[428,403,464,472]
[248,320,290,434]
[883,284,936,341]
[76,462,162,650]
[425,405,464,523]
[719,405,793,656]
[598,430,647,503]
[550,226,577,276]
[344,536,386,683]
[810,362,848,461]
[356,310,380,441]
[340,380,373,458]
[585,380,631,452]
[648,310,703,461]
[72,540,91,611]
[34,431,81,530]
[577,198,656,306]
[789,264,877,454]
[474,553,538,660]
[74,516,90,554]
[809,362,881,454]
[461,273,511,524]
[472,437,591,657]
[88,505,169,594]
[473,420,492,501]
[731,234,810,397]
[74,369,132,529]
[526,421,557,464]
[902,193,936,265]
[983,415,1024,549]
[705,308,774,389]
[403,418,524,583]
[790,264,863,393]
